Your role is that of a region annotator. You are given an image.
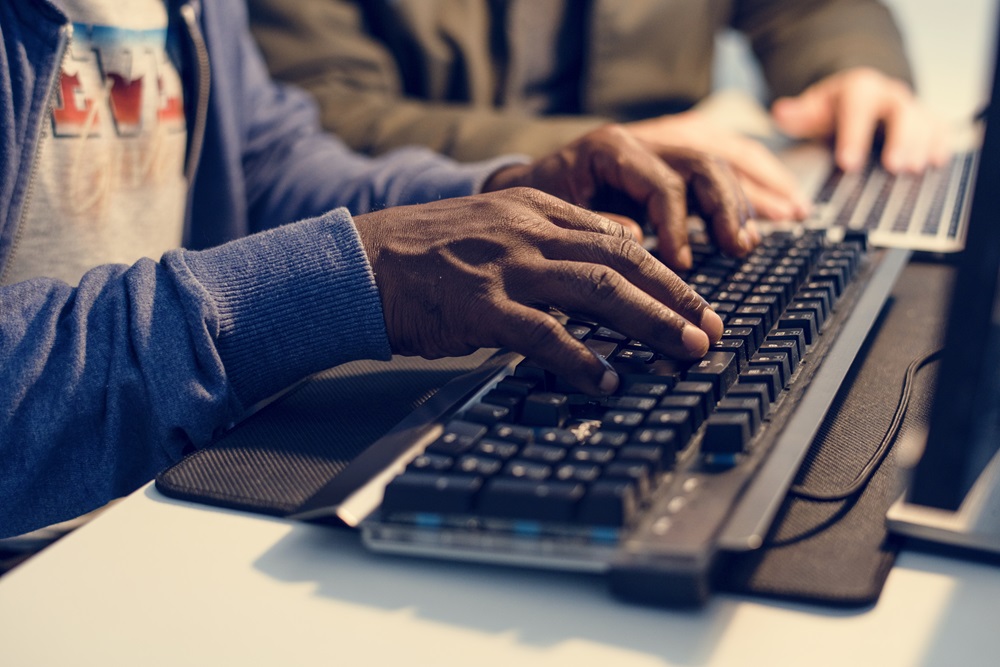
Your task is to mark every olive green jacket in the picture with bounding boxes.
[248,0,912,161]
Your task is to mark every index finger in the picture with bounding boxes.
[834,82,883,172]
[575,126,693,269]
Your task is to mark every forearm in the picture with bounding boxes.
[0,209,389,537]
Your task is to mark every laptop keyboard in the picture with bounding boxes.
[366,230,868,568]
[806,151,976,252]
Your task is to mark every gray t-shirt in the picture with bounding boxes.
[4,0,187,286]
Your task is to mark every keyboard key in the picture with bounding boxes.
[456,454,504,476]
[407,452,454,472]
[670,381,715,422]
[727,382,772,419]
[644,409,694,445]
[605,396,658,412]
[537,428,581,447]
[603,409,645,430]
[787,300,827,330]
[739,367,781,402]
[503,459,551,481]
[569,445,616,464]
[778,311,819,345]
[578,480,640,527]
[587,430,629,447]
[722,326,758,356]
[491,423,534,445]
[619,381,671,398]
[477,478,585,522]
[716,397,762,434]
[727,316,765,349]
[735,304,773,331]
[520,444,568,464]
[564,321,593,340]
[513,359,551,388]
[381,472,483,516]
[585,338,620,361]
[604,461,655,498]
[657,394,705,428]
[797,290,832,319]
[474,438,521,459]
[762,334,804,369]
[463,402,511,426]
[495,376,538,396]
[591,326,629,343]
[555,462,602,483]
[710,338,748,371]
[522,392,570,427]
[618,443,673,470]
[702,412,753,456]
[759,339,800,374]
[480,390,523,419]
[613,358,690,390]
[750,353,791,388]
[426,421,488,456]
[615,348,655,363]
[685,351,738,401]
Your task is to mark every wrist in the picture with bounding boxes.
[482,163,533,193]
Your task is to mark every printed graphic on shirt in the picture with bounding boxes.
[51,24,185,139]
[5,18,188,287]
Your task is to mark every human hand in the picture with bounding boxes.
[625,110,812,222]
[482,124,759,271]
[352,188,724,395]
[771,67,951,174]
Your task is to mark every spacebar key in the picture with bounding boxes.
[380,472,483,516]
[477,478,585,523]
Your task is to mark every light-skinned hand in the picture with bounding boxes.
[771,67,951,174]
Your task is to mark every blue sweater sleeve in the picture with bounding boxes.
[0,209,389,538]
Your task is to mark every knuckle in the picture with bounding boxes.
[583,264,623,301]
[520,314,565,350]
[618,236,650,268]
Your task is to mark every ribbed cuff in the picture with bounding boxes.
[172,207,391,406]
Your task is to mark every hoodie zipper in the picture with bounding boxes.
[179,1,211,234]
[0,23,73,287]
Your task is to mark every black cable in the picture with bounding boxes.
[788,348,943,502]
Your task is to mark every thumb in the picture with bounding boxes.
[771,88,836,140]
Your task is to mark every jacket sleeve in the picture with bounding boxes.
[245,0,606,162]
[733,0,914,99]
[0,209,388,538]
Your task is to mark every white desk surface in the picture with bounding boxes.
[2,2,1000,666]
[0,485,999,667]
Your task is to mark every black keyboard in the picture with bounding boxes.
[353,228,904,606]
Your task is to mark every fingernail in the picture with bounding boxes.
[883,151,904,174]
[677,245,693,271]
[682,324,710,357]
[839,150,862,172]
[699,308,724,342]
[738,229,753,254]
[597,355,619,394]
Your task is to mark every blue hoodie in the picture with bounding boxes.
[0,0,519,536]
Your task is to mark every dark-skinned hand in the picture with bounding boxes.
[482,124,760,271]
[353,188,725,396]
